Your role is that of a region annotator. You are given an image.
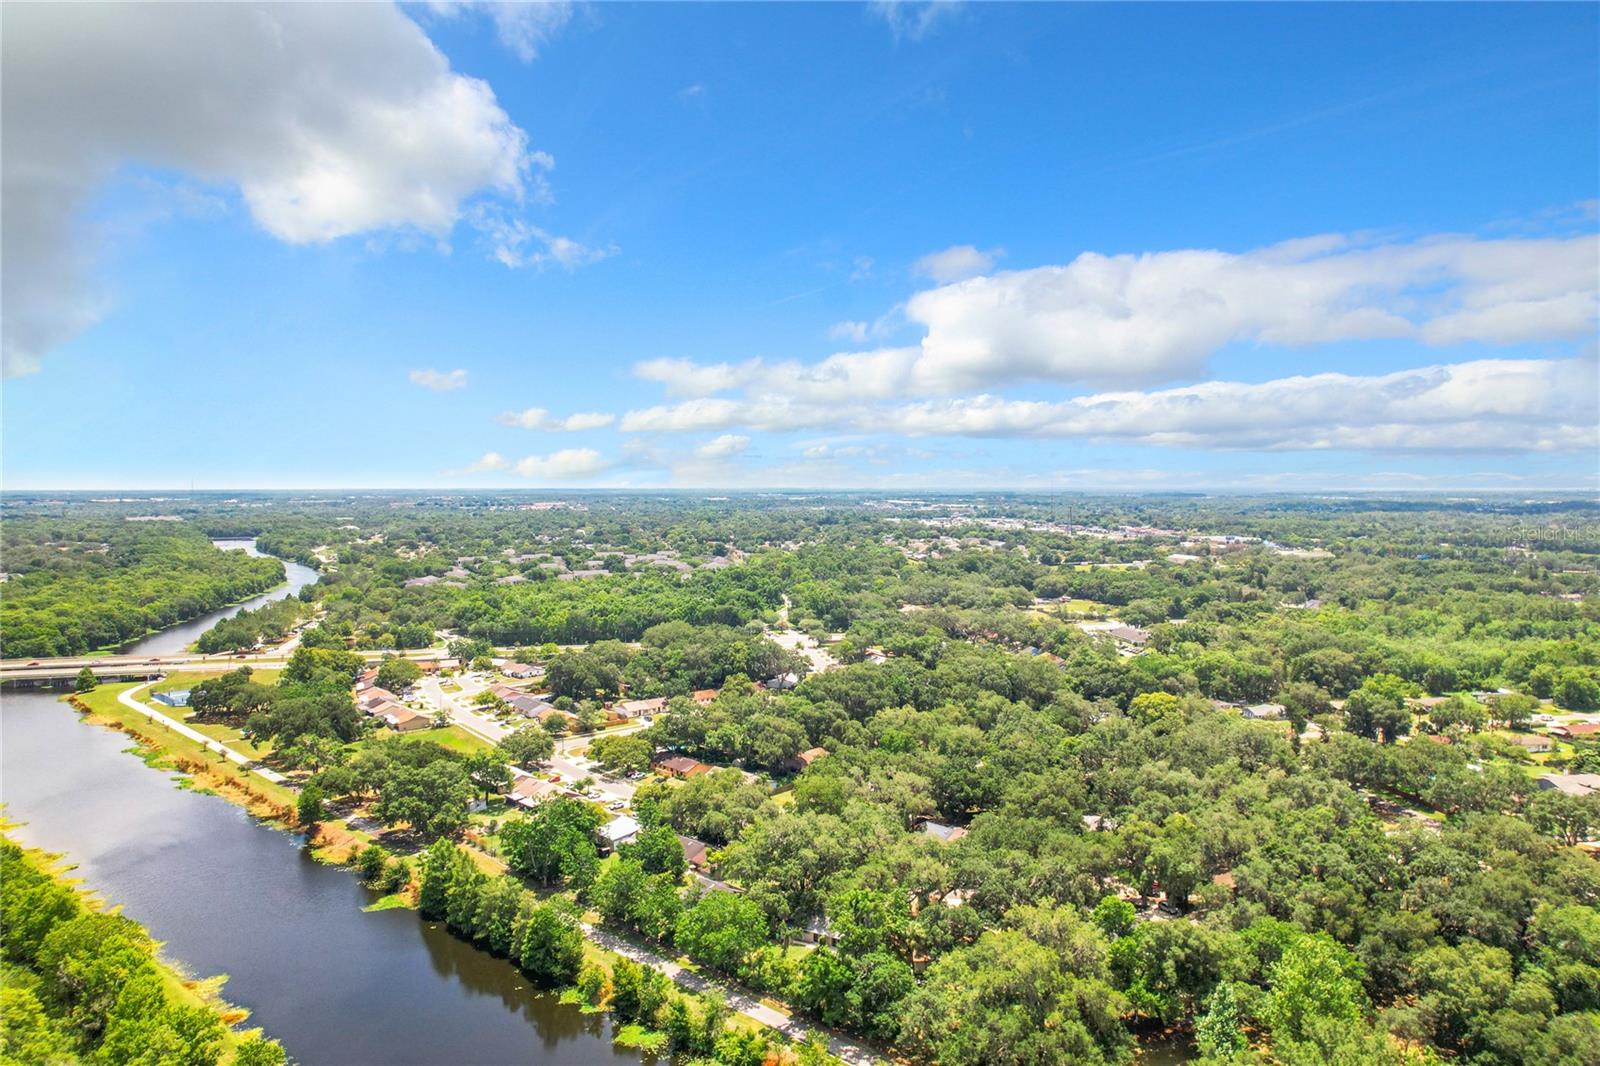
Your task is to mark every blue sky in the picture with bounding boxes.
[2,1,1596,491]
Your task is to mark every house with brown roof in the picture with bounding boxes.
[378,706,432,732]
[1553,721,1600,738]
[654,754,713,778]
[1508,733,1554,753]
[507,775,564,809]
[677,835,712,871]
[502,662,543,679]
[784,746,829,773]
[692,689,719,705]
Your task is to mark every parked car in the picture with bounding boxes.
[607,800,626,811]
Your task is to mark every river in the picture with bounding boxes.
[115,538,321,656]
[8,535,649,1063]
[0,690,650,1065]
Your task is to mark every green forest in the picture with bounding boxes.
[3,490,1598,1064]
[0,521,283,657]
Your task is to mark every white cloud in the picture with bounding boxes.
[474,209,615,270]
[0,3,580,376]
[458,451,510,473]
[514,448,611,479]
[631,229,1598,401]
[496,407,616,431]
[621,359,1597,453]
[902,233,1598,391]
[870,1,963,41]
[695,434,750,460]
[427,2,574,62]
[912,244,1002,283]
[450,447,609,479]
[410,368,469,392]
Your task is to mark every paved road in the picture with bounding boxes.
[579,922,880,1065]
[115,682,286,784]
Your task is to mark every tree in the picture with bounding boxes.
[1195,980,1246,1058]
[590,733,652,774]
[620,825,688,878]
[897,929,1129,1066]
[516,903,583,987]
[496,727,554,768]
[376,657,422,693]
[1343,687,1411,744]
[74,666,98,693]
[465,751,511,802]
[674,891,769,974]
[373,761,472,840]
[499,798,601,886]
[1265,933,1368,1043]
[296,785,325,827]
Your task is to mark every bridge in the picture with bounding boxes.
[0,648,443,686]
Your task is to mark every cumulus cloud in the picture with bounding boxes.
[457,447,610,479]
[621,359,1597,453]
[409,368,469,392]
[695,434,750,460]
[912,244,1002,283]
[631,230,1598,402]
[496,407,616,431]
[0,3,583,376]
[901,232,1598,392]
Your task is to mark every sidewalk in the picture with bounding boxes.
[116,682,287,784]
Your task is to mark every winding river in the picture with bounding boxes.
[3,539,651,1064]
[115,538,322,656]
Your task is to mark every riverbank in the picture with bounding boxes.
[57,681,875,1063]
[69,682,298,823]
[0,831,285,1065]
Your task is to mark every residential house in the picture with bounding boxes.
[506,693,557,718]
[691,689,719,705]
[1508,733,1554,753]
[799,917,842,947]
[785,746,829,773]
[615,696,668,719]
[1553,722,1600,738]
[1537,773,1600,797]
[506,775,563,809]
[502,662,543,679]
[677,835,711,871]
[762,671,800,691]
[919,820,969,843]
[654,754,713,778]
[600,815,641,851]
[378,706,432,732]
[1106,625,1151,648]
[1242,703,1287,720]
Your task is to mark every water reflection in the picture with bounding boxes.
[1,692,646,1065]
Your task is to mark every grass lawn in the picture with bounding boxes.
[185,719,274,761]
[398,725,494,756]
[70,683,298,812]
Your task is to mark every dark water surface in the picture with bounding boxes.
[0,690,646,1065]
[116,539,321,656]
